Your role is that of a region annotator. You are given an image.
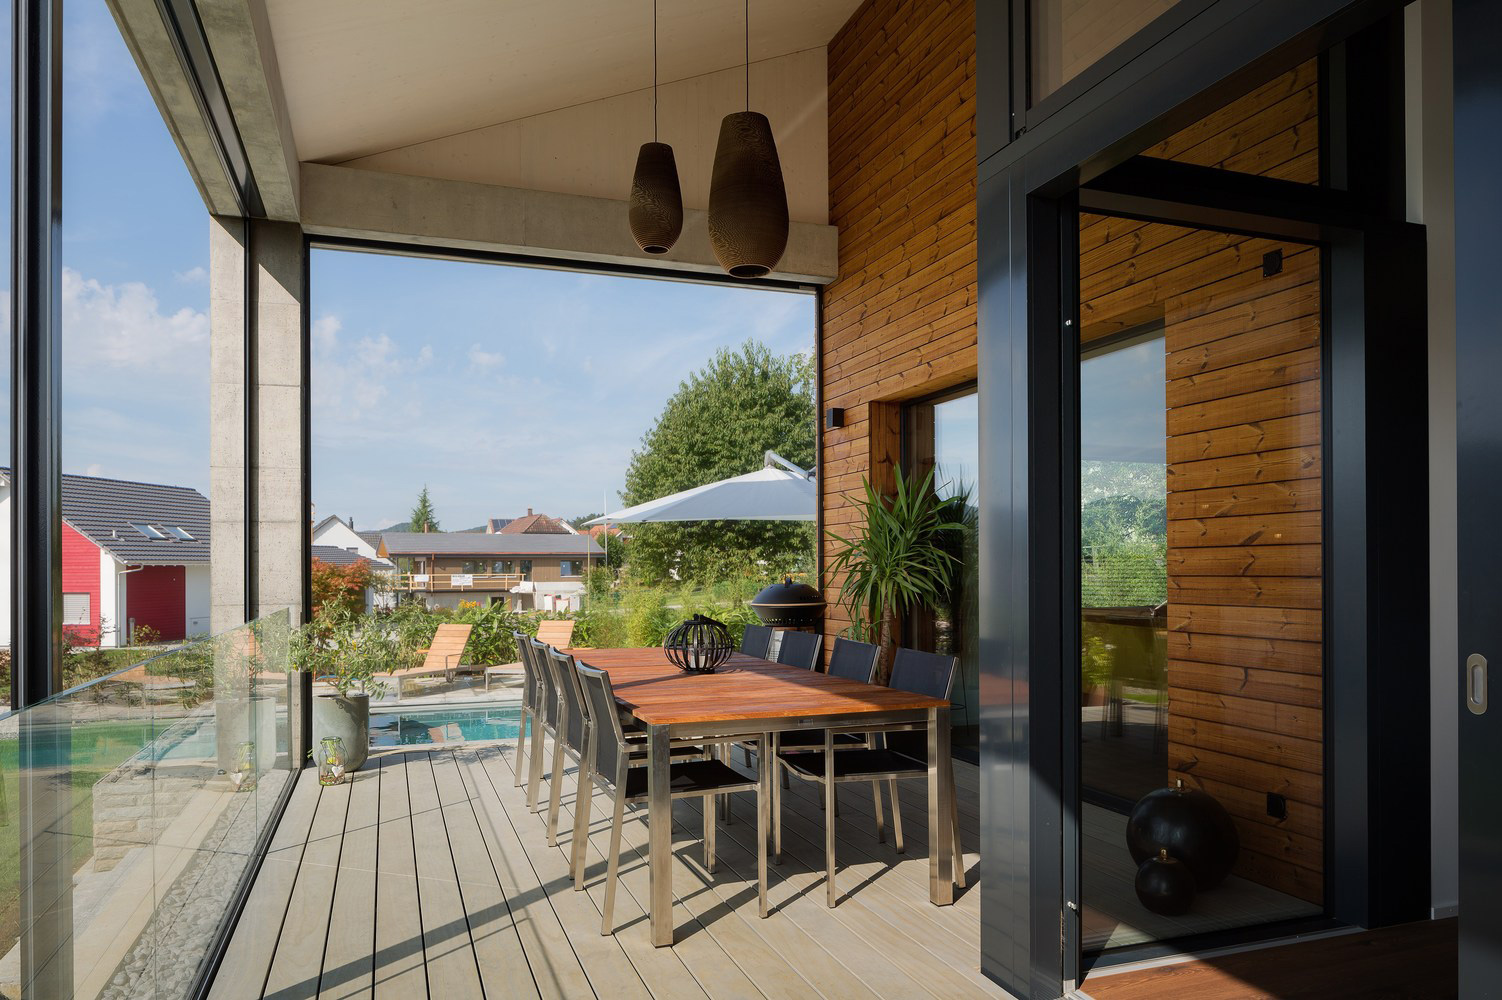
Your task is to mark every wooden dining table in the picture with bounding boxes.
[568,647,957,947]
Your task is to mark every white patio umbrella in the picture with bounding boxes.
[588,451,815,523]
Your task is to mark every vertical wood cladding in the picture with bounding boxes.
[1079,63,1324,904]
[820,0,977,655]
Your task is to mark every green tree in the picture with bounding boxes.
[620,340,816,585]
[409,486,440,533]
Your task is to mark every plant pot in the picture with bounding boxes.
[1082,685,1110,707]
[312,693,370,773]
[217,695,279,774]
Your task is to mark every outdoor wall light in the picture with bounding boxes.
[708,0,789,278]
[629,0,683,254]
[825,407,844,429]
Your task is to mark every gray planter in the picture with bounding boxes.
[312,692,371,772]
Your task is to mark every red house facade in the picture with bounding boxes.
[0,469,211,648]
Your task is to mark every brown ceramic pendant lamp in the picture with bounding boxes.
[629,0,684,254]
[708,0,789,277]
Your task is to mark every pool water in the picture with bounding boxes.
[369,707,522,747]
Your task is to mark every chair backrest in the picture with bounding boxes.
[536,619,576,647]
[548,647,586,751]
[421,623,472,671]
[739,624,773,659]
[512,630,535,709]
[827,637,880,683]
[887,647,959,759]
[774,629,823,670]
[575,662,629,782]
[530,637,560,728]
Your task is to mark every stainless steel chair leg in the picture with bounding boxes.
[514,708,529,787]
[601,785,627,935]
[527,725,546,812]
[773,748,783,865]
[704,794,717,874]
[890,778,905,854]
[950,759,965,889]
[871,780,886,843]
[547,737,566,842]
[571,761,592,886]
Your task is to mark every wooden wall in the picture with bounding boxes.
[820,0,977,655]
[1079,62,1324,903]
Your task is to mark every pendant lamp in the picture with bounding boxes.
[629,0,683,254]
[708,0,788,278]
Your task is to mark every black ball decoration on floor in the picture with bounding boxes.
[1127,781,1240,891]
[1135,849,1196,916]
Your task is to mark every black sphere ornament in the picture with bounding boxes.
[629,141,683,254]
[1135,849,1196,916]
[663,614,734,673]
[1126,781,1240,890]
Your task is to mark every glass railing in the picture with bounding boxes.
[0,611,294,999]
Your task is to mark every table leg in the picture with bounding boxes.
[758,733,771,918]
[648,723,673,946]
[928,706,954,905]
[825,726,837,907]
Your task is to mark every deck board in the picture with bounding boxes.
[214,741,1011,1000]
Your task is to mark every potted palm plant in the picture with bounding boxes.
[826,466,966,684]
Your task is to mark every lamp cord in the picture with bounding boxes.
[653,0,658,141]
[745,0,749,111]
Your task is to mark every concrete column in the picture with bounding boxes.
[209,215,307,633]
[250,219,308,627]
[210,215,248,635]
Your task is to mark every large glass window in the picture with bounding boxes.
[1031,0,1182,103]
[904,387,979,755]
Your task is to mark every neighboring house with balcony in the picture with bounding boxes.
[0,469,210,647]
[377,528,603,611]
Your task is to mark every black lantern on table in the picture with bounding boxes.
[663,614,734,673]
[750,576,825,628]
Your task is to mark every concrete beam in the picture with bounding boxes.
[197,0,301,221]
[299,162,840,285]
[106,0,240,215]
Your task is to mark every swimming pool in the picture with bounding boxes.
[369,706,522,747]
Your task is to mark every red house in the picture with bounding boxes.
[1,470,211,648]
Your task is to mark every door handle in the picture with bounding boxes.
[1467,653,1488,715]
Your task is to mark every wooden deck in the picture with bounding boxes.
[208,742,1003,1000]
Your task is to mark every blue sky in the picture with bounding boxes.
[2,0,815,531]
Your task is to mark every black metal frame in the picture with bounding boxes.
[978,4,1432,996]
[1454,1,1502,992]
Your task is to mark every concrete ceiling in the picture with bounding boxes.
[261,0,861,163]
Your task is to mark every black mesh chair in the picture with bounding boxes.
[525,637,562,812]
[777,646,964,907]
[570,661,769,935]
[512,630,541,790]
[740,624,774,659]
[770,637,882,826]
[774,629,823,670]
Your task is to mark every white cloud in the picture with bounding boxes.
[468,345,505,369]
[175,266,207,284]
[62,267,208,374]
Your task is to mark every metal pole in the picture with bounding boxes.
[13,0,73,994]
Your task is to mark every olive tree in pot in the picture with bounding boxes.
[293,610,397,773]
[826,466,966,685]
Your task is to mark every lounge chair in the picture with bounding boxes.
[383,623,473,700]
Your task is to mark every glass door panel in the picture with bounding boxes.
[1077,213,1325,954]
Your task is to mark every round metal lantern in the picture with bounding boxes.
[1126,780,1240,890]
[707,111,789,278]
[629,141,683,254]
[750,576,825,628]
[663,614,734,673]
